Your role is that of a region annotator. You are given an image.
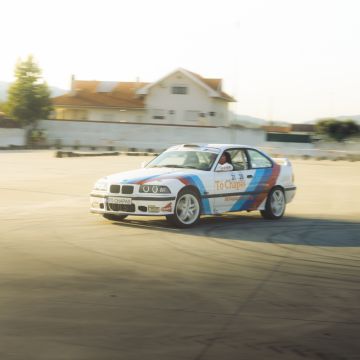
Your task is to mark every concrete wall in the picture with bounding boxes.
[1,121,358,161]
[262,141,360,159]
[0,128,26,147]
[84,108,144,123]
[55,107,145,123]
[38,119,265,151]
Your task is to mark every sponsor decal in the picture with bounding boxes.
[232,173,244,180]
[161,203,172,212]
[215,179,246,191]
[148,205,160,213]
[161,202,172,212]
[224,196,241,201]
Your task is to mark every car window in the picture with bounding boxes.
[147,150,217,170]
[227,149,249,170]
[247,149,272,168]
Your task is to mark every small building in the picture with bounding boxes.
[262,125,292,133]
[265,123,315,144]
[290,123,315,133]
[51,68,236,127]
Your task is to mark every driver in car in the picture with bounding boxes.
[216,151,233,171]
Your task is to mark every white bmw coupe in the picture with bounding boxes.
[90,144,296,227]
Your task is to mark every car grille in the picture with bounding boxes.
[109,185,134,194]
[107,203,135,212]
[110,185,121,193]
[121,185,134,194]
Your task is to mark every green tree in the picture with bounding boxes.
[315,118,359,142]
[7,55,52,133]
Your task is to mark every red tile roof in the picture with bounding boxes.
[52,70,236,108]
[186,70,235,102]
[52,81,147,109]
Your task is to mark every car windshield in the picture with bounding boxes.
[147,150,218,171]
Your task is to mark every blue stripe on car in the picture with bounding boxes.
[179,175,212,215]
[230,169,266,211]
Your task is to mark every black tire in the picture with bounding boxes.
[103,214,128,221]
[260,187,286,220]
[166,188,201,228]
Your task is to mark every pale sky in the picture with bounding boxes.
[2,0,360,123]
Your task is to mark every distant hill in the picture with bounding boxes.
[230,113,268,128]
[0,81,67,102]
[230,113,293,128]
[308,116,360,125]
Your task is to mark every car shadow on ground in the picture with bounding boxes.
[109,214,360,248]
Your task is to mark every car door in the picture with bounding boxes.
[243,148,278,210]
[213,148,256,213]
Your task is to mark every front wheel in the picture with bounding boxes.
[103,214,128,221]
[260,187,286,220]
[166,189,201,228]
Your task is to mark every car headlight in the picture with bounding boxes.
[139,184,170,194]
[93,179,108,191]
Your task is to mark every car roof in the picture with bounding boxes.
[168,143,256,151]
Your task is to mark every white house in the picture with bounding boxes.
[52,68,236,127]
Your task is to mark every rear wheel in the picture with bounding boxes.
[260,187,285,220]
[103,214,128,221]
[166,189,201,228]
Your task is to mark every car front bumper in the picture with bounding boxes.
[90,193,176,216]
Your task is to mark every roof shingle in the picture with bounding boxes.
[52,69,236,108]
[52,81,147,108]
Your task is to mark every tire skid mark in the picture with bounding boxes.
[204,221,360,265]
[150,220,360,287]
[207,235,360,274]
[265,222,360,261]
[55,231,243,278]
[194,245,291,360]
[198,223,360,284]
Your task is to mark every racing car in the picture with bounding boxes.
[90,144,296,227]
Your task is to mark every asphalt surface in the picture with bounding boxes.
[0,151,359,360]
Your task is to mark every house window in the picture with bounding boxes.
[151,109,165,120]
[209,112,216,116]
[171,86,188,95]
[169,110,175,115]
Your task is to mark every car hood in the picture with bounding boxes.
[105,167,206,185]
